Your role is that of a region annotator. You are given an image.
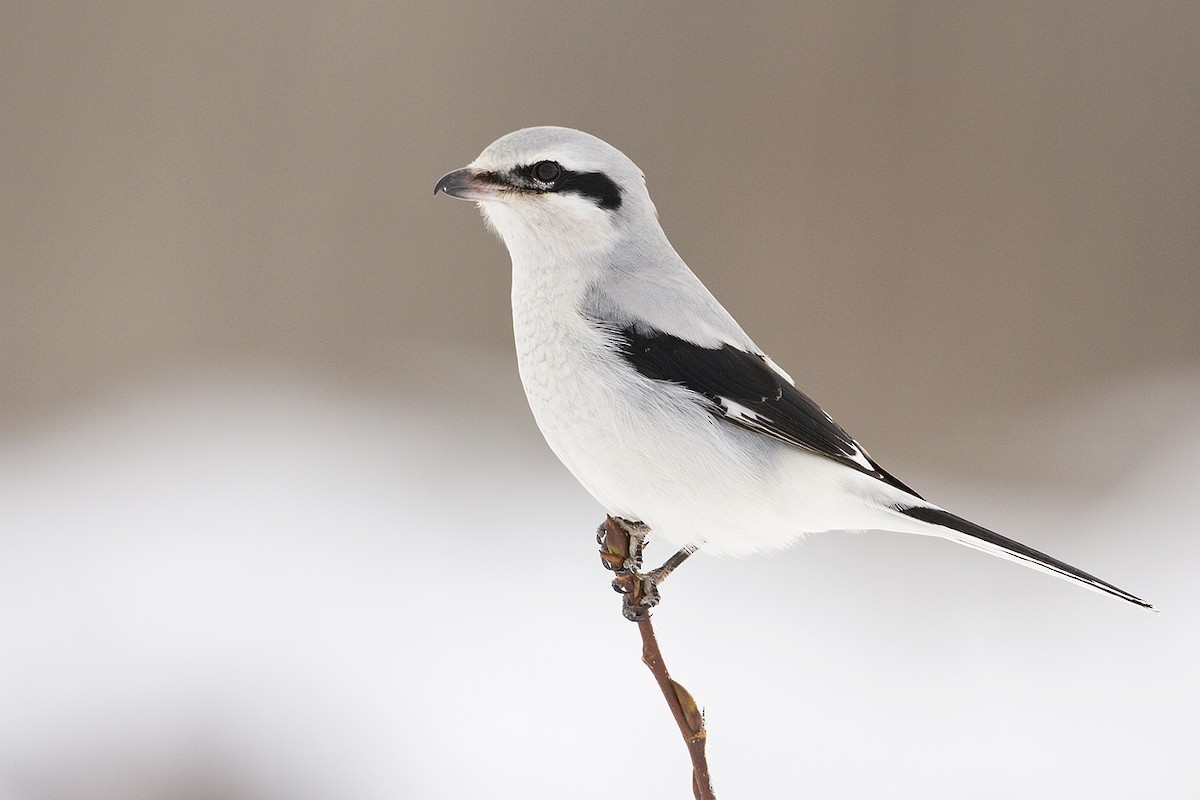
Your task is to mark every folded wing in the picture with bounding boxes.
[607,323,921,498]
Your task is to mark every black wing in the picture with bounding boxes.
[609,324,921,498]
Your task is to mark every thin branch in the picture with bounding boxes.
[599,516,716,800]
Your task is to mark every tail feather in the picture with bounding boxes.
[897,505,1155,611]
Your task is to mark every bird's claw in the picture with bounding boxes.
[597,517,649,575]
[598,517,664,621]
[611,567,664,620]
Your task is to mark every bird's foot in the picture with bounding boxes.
[597,516,649,575]
[612,567,667,622]
[597,516,658,620]
[598,517,696,622]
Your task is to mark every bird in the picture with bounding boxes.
[435,125,1153,613]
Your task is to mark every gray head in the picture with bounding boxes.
[435,127,659,260]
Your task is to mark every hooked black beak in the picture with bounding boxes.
[434,167,502,201]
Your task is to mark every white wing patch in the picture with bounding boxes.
[721,397,768,425]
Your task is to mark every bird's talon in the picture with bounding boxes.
[622,602,652,622]
[599,550,626,572]
[621,588,660,621]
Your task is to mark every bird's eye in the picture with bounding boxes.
[532,160,562,183]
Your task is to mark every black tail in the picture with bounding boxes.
[897,505,1155,611]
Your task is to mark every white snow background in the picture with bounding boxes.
[1,353,1195,799]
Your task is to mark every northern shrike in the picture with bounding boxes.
[435,126,1152,612]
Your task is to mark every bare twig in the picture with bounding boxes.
[599,516,716,800]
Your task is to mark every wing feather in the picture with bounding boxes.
[608,323,921,498]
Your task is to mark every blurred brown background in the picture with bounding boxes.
[3,5,1198,798]
[4,1,1198,472]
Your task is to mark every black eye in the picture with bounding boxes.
[532,160,562,183]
